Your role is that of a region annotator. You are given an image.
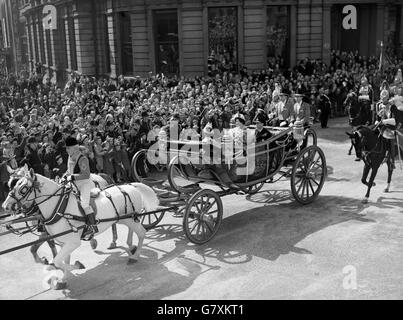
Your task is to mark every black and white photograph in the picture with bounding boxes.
[0,0,402,305]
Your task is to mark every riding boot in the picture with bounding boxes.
[82,210,98,239]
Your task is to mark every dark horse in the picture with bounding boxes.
[345,93,372,158]
[346,125,395,203]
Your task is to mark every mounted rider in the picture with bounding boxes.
[64,137,98,239]
[375,89,396,168]
[357,75,373,124]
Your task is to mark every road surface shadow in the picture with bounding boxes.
[190,194,375,264]
[62,245,211,300]
[133,193,376,267]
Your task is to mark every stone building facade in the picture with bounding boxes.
[0,0,28,76]
[20,0,403,85]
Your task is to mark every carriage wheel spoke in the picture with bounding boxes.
[309,177,320,187]
[204,220,214,234]
[308,155,321,171]
[300,179,307,199]
[308,179,316,195]
[195,201,203,215]
[297,178,305,195]
[294,176,304,187]
[189,220,199,234]
[195,222,202,236]
[203,198,216,213]
[200,223,207,239]
[305,179,311,198]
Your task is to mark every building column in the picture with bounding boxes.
[322,4,331,66]
[25,16,33,72]
[290,4,297,67]
[106,9,118,78]
[399,5,403,58]
[35,14,42,64]
[73,13,96,75]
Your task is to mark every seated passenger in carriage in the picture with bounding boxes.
[254,113,272,143]
[268,88,293,127]
[290,91,311,127]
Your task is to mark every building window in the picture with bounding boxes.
[32,22,38,61]
[153,10,179,76]
[68,14,77,70]
[385,5,402,57]
[45,29,52,66]
[119,12,133,75]
[208,7,238,76]
[38,20,46,64]
[266,6,290,69]
[59,15,68,70]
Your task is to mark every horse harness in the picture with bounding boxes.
[40,183,140,232]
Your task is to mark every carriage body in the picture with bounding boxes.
[131,125,326,244]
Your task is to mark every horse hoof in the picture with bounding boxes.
[127,258,138,265]
[372,182,376,187]
[46,264,57,271]
[53,281,67,290]
[362,198,369,204]
[130,246,138,255]
[107,242,117,250]
[384,188,389,193]
[90,239,98,250]
[42,257,49,265]
[74,261,85,270]
[355,158,361,162]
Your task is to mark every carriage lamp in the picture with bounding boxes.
[293,119,304,142]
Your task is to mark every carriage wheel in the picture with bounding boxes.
[302,128,317,149]
[183,189,223,245]
[168,156,199,194]
[140,210,165,230]
[131,150,151,182]
[247,182,264,195]
[290,145,326,205]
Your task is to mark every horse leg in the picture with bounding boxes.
[107,224,118,250]
[384,158,394,193]
[30,232,51,265]
[48,239,58,258]
[348,142,353,156]
[363,167,379,203]
[361,164,370,186]
[119,219,146,264]
[47,237,83,289]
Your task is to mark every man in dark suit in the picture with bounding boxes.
[317,89,332,128]
[254,113,272,143]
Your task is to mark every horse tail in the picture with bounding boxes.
[129,182,159,212]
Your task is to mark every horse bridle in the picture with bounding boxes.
[8,175,66,214]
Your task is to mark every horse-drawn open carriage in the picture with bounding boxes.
[0,123,326,290]
[131,123,326,244]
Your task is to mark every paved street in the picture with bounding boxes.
[1,117,402,300]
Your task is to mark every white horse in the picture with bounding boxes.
[2,165,159,289]
[7,171,114,264]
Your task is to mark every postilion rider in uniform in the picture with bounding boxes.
[64,137,98,239]
[358,76,373,125]
[376,89,399,169]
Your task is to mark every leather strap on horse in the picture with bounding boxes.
[104,190,120,219]
[117,186,139,222]
[42,188,71,226]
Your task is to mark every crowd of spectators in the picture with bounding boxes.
[0,50,402,202]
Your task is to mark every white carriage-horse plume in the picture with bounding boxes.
[2,164,159,290]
